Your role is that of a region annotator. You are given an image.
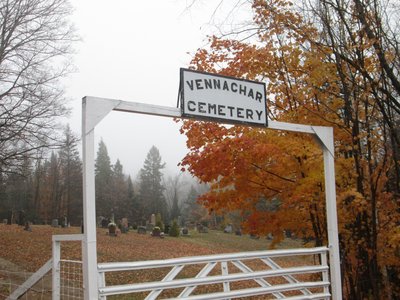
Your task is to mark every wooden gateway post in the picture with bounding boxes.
[82,70,342,299]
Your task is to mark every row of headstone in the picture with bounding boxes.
[2,210,24,225]
[224,224,242,235]
[51,216,69,228]
[197,223,208,233]
[1,217,32,231]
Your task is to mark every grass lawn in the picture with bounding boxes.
[183,230,302,252]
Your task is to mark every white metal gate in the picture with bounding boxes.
[97,247,330,299]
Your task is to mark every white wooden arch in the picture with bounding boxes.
[82,96,342,299]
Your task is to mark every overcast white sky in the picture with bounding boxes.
[63,0,251,178]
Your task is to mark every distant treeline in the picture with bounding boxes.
[0,127,207,228]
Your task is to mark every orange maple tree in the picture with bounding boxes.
[179,0,400,298]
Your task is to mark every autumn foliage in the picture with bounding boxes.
[179,0,400,298]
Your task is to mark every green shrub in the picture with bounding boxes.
[155,220,164,232]
[156,213,164,232]
[169,220,180,237]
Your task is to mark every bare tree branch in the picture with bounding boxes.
[0,0,78,174]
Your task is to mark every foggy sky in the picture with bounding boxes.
[64,0,251,179]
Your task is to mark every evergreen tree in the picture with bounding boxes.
[169,219,180,237]
[138,146,167,223]
[95,139,113,218]
[111,159,129,220]
[4,157,33,223]
[170,194,180,222]
[28,153,60,224]
[32,157,46,223]
[58,125,82,225]
[127,175,139,224]
[49,152,61,219]
[0,124,83,224]
[30,152,61,222]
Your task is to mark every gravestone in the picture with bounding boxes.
[61,215,68,228]
[51,219,59,227]
[108,223,117,236]
[101,218,109,228]
[24,222,32,232]
[151,227,161,237]
[224,224,233,233]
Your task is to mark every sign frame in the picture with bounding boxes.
[179,68,268,127]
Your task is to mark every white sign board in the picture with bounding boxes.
[180,68,267,126]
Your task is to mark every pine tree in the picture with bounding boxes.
[169,219,180,237]
[95,139,113,218]
[37,152,63,223]
[5,157,33,223]
[36,157,53,223]
[138,146,168,223]
[111,159,129,220]
[58,125,82,225]
[49,152,61,219]
[170,194,180,222]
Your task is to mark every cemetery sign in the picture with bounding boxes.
[180,68,267,126]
